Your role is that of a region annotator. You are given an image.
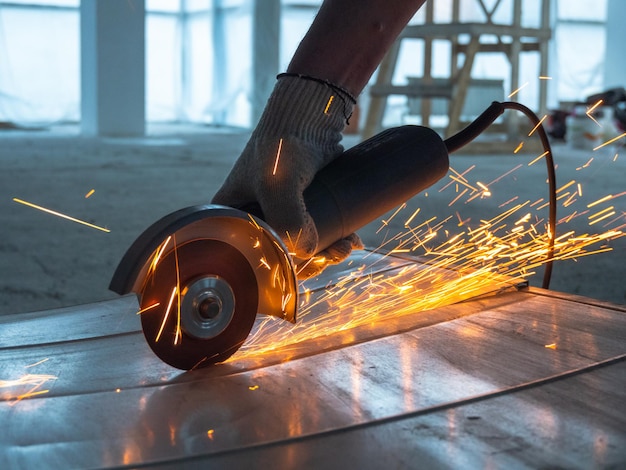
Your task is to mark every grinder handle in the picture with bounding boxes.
[241,125,450,254]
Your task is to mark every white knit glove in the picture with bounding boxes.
[212,74,363,273]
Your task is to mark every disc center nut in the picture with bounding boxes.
[181,276,236,339]
[196,293,222,320]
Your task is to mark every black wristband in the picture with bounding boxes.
[276,73,357,104]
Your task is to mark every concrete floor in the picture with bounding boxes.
[1,124,624,315]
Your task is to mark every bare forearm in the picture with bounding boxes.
[287,0,428,97]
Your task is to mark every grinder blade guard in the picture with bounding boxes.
[110,125,450,369]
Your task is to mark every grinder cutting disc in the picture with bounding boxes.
[109,205,298,370]
[140,238,258,370]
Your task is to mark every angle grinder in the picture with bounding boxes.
[110,124,449,369]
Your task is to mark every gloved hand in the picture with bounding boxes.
[212,74,363,275]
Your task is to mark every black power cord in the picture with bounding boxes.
[443,101,557,289]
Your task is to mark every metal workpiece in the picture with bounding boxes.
[1,251,625,469]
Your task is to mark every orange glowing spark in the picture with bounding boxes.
[508,82,528,98]
[448,174,478,192]
[557,180,576,194]
[116,388,121,393]
[586,100,603,127]
[13,198,110,232]
[25,358,49,368]
[449,165,474,183]
[207,430,215,439]
[487,164,523,187]
[155,287,177,342]
[440,166,475,192]
[593,132,626,151]
[149,236,171,276]
[224,139,626,365]
[576,158,594,171]
[85,189,95,198]
[538,76,552,80]
[563,193,578,208]
[248,385,259,391]
[259,257,271,270]
[528,151,549,167]
[378,203,406,232]
[448,188,468,207]
[272,138,283,176]
[588,207,616,225]
[514,142,524,153]
[324,95,335,114]
[1,373,57,405]
[136,302,160,315]
[404,208,421,227]
[588,195,614,208]
[544,343,557,349]
[248,214,262,230]
[173,234,182,345]
[499,196,519,208]
[528,115,547,136]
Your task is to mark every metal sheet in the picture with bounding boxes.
[1,251,625,469]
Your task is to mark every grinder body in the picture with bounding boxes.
[239,125,449,253]
[110,125,449,369]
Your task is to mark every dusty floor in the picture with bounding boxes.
[1,124,624,315]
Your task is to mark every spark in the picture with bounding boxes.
[487,164,523,187]
[589,208,616,225]
[377,203,407,233]
[588,206,615,220]
[25,358,49,368]
[1,373,57,404]
[223,133,626,365]
[539,76,552,80]
[576,158,594,171]
[85,189,95,198]
[173,234,182,346]
[324,95,335,114]
[148,236,172,276]
[508,82,528,98]
[528,115,547,136]
[588,195,614,208]
[593,132,626,151]
[528,151,549,166]
[544,343,557,349]
[514,142,524,153]
[499,196,519,208]
[557,180,576,194]
[136,302,160,315]
[586,100,603,127]
[404,208,421,227]
[248,213,262,231]
[12,198,110,233]
[272,138,283,176]
[448,174,478,192]
[448,188,468,207]
[440,166,475,192]
[248,385,259,391]
[155,287,177,343]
